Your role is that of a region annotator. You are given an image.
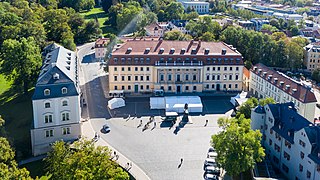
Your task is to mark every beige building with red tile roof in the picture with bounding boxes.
[249,63,317,121]
[95,38,109,59]
[108,39,244,94]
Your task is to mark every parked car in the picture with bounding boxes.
[207,151,218,158]
[102,124,110,133]
[203,158,217,170]
[203,173,219,180]
[205,166,220,175]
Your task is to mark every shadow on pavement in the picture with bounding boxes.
[81,53,95,63]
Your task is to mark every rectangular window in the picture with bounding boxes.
[229,75,232,80]
[140,67,143,71]
[301,152,305,159]
[236,67,239,71]
[206,75,210,80]
[185,86,189,91]
[282,163,289,173]
[128,76,131,81]
[45,115,53,123]
[135,76,138,81]
[114,86,118,90]
[62,112,70,121]
[121,67,125,71]
[146,85,149,90]
[235,75,239,80]
[147,67,150,71]
[114,76,118,81]
[299,164,303,172]
[235,84,238,89]
[135,67,138,71]
[168,75,172,81]
[146,76,150,81]
[212,84,215,89]
[218,67,220,71]
[228,84,232,89]
[230,67,232,71]
[45,129,54,137]
[114,67,117,71]
[224,67,227,71]
[307,170,311,178]
[62,127,70,135]
[128,85,131,90]
[185,75,189,81]
[140,76,144,81]
[160,74,164,81]
[140,85,144,90]
[207,67,210,71]
[217,75,220,80]
[128,67,131,71]
[121,76,125,81]
[122,86,125,90]
[193,86,197,91]
[168,86,172,91]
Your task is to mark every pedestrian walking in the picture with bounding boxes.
[180,158,183,164]
[140,119,142,125]
[205,119,208,126]
[114,151,116,157]
[154,121,156,127]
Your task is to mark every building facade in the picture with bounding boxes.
[249,63,317,121]
[251,103,320,180]
[181,1,209,14]
[31,44,82,156]
[95,38,109,59]
[108,39,244,94]
[304,44,320,72]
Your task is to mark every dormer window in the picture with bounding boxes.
[44,89,50,96]
[62,87,67,94]
[62,100,68,106]
[45,102,51,108]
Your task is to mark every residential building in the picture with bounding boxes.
[304,44,320,72]
[249,63,317,121]
[168,20,190,34]
[95,38,109,59]
[243,67,250,91]
[181,1,209,14]
[145,22,170,37]
[238,20,255,30]
[250,18,270,31]
[251,103,320,180]
[31,44,81,156]
[108,39,244,94]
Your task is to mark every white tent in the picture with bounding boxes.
[165,96,202,113]
[150,97,165,109]
[108,98,125,110]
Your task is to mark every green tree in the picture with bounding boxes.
[200,32,215,41]
[258,97,276,106]
[164,30,192,41]
[0,116,32,179]
[164,2,184,21]
[312,69,320,83]
[45,140,129,180]
[261,24,278,33]
[236,97,258,118]
[186,16,221,39]
[290,25,300,36]
[211,115,265,177]
[0,37,41,94]
[287,41,303,69]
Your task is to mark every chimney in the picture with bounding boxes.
[53,73,59,80]
[221,48,227,55]
[127,47,132,54]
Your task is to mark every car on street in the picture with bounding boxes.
[203,173,219,180]
[203,158,217,170]
[102,124,110,133]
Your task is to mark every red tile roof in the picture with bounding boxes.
[112,39,241,56]
[251,63,317,103]
[95,38,109,47]
[243,67,250,78]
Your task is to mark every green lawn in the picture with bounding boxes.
[80,7,117,36]
[0,74,11,95]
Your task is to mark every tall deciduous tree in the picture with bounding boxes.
[0,37,41,94]
[211,115,265,177]
[45,140,129,179]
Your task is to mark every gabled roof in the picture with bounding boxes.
[33,46,79,100]
[251,63,317,103]
[305,125,320,165]
[269,102,312,144]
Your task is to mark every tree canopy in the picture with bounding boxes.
[236,97,275,118]
[211,115,265,176]
[45,140,129,180]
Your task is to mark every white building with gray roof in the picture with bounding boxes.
[31,44,82,156]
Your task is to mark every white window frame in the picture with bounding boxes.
[45,129,54,137]
[61,112,70,121]
[44,89,50,96]
[62,100,68,106]
[44,102,51,108]
[62,127,71,135]
[62,87,67,94]
[44,114,53,123]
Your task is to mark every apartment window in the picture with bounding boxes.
[282,163,289,173]
[122,86,125,90]
[122,76,125,81]
[146,76,150,81]
[224,67,227,71]
[140,76,144,81]
[273,155,279,164]
[229,75,232,80]
[230,67,233,71]
[274,144,280,152]
[114,76,118,81]
[285,140,291,149]
[128,76,131,81]
[284,151,290,161]
[45,102,51,108]
[236,67,239,71]
[212,84,215,89]
[62,87,67,94]
[269,139,272,145]
[128,85,131,90]
[121,67,125,71]
[207,67,210,71]
[269,117,273,123]
[44,114,53,123]
[206,84,209,89]
[307,170,311,178]
[44,89,50,96]
[299,164,303,172]
[62,127,70,135]
[299,140,306,147]
[235,84,238,89]
[62,112,70,121]
[140,85,144,90]
[168,86,172,91]
[185,75,189,81]
[193,86,197,91]
[45,129,54,137]
[128,67,131,71]
[301,152,305,159]
[160,74,164,81]
[146,85,149,90]
[223,84,226,89]
[135,67,138,71]
[270,128,273,134]
[206,75,210,80]
[135,76,138,81]
[193,75,197,81]
[147,67,150,71]
[228,84,232,89]
[140,67,144,71]
[235,75,239,80]
[114,86,118,90]
[168,74,172,81]
[185,86,189,91]
[114,67,117,71]
[62,100,68,106]
[217,75,220,80]
[218,67,220,71]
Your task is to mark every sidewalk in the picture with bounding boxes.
[81,120,151,180]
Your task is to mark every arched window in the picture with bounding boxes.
[62,87,67,94]
[62,100,68,106]
[45,102,50,108]
[44,89,50,96]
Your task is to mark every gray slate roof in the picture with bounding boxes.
[305,125,320,165]
[33,45,79,100]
